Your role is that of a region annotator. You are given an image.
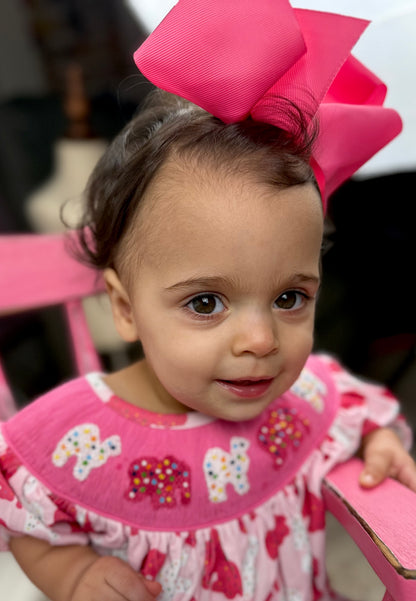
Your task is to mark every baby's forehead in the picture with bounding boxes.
[139,161,268,237]
[121,167,323,294]
[134,163,322,252]
[146,155,320,214]
[144,156,283,214]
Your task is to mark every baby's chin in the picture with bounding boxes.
[208,400,276,423]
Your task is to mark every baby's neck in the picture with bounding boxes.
[103,360,192,415]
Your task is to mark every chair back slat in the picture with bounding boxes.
[0,234,105,312]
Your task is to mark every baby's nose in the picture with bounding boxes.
[231,312,278,358]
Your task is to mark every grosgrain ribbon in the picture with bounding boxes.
[134,0,402,208]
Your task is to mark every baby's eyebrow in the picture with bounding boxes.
[165,276,234,292]
[290,273,321,286]
[165,273,320,292]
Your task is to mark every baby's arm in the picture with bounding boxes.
[10,536,161,601]
[360,427,416,492]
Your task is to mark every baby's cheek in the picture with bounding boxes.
[287,332,314,374]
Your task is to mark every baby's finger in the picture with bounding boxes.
[359,452,393,488]
[393,457,416,493]
[141,576,163,598]
[104,560,161,601]
[74,556,161,601]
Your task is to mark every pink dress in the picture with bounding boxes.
[0,354,410,601]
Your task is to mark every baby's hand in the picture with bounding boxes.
[359,427,416,492]
[71,555,162,601]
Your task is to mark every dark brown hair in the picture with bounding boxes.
[75,90,319,271]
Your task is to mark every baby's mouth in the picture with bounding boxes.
[215,378,274,399]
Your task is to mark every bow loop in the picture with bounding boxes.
[134,0,306,122]
[251,9,369,131]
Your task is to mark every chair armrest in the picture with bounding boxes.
[323,458,416,601]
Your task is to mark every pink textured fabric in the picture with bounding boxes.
[133,0,402,207]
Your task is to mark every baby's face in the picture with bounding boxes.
[117,162,323,421]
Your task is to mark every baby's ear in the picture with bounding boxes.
[103,268,139,342]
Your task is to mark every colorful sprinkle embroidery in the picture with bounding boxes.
[52,424,121,481]
[203,437,250,503]
[257,407,310,468]
[125,455,191,508]
[290,368,327,412]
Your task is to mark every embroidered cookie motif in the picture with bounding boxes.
[203,437,250,503]
[290,368,327,412]
[125,455,191,508]
[257,407,310,468]
[52,424,121,481]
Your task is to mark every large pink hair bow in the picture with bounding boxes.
[134,0,402,208]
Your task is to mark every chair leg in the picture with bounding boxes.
[64,299,102,374]
[0,361,17,420]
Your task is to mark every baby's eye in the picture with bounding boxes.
[274,291,307,311]
[186,294,225,315]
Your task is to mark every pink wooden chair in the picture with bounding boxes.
[323,460,416,601]
[0,233,415,601]
[0,233,105,420]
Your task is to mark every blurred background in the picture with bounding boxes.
[0,2,414,600]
